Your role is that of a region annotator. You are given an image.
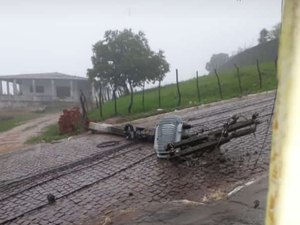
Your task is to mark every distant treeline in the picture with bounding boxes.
[217,39,279,72]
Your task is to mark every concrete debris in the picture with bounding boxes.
[102,216,112,225]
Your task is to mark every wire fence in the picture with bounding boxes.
[92,59,278,120]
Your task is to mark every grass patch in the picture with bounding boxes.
[26,122,87,144]
[27,62,277,143]
[89,62,277,122]
[0,113,42,133]
[26,124,70,144]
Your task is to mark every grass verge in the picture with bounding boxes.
[88,62,277,122]
[26,124,70,144]
[26,122,87,144]
[26,62,278,144]
[0,113,43,133]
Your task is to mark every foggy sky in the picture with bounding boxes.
[0,0,281,86]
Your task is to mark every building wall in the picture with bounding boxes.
[0,79,91,109]
[20,79,53,98]
[18,79,90,102]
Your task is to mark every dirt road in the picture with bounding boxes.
[0,112,60,154]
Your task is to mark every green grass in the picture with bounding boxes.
[0,113,42,133]
[89,62,277,122]
[26,121,87,144]
[29,62,277,144]
[26,124,70,144]
[0,102,75,133]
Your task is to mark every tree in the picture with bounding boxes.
[205,53,229,72]
[269,23,281,40]
[258,28,269,44]
[87,29,170,113]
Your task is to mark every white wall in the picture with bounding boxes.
[0,79,90,103]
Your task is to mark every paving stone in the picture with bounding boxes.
[0,93,274,225]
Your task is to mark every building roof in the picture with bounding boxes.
[0,72,88,81]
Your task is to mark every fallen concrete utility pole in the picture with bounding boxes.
[89,113,260,159]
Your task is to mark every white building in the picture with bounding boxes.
[0,72,91,109]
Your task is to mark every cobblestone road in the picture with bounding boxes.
[0,92,275,225]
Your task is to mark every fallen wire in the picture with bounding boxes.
[96,141,120,148]
[251,0,282,171]
[252,88,278,171]
[190,100,274,131]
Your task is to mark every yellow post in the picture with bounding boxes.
[266,0,300,224]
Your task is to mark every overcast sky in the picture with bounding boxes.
[0,0,281,85]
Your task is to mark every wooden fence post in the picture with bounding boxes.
[127,81,134,114]
[234,64,243,95]
[113,88,117,115]
[98,81,103,118]
[176,69,181,107]
[214,69,223,100]
[158,80,161,108]
[256,59,262,89]
[142,81,145,111]
[196,71,201,102]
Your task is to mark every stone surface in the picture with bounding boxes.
[0,92,275,225]
[112,176,269,225]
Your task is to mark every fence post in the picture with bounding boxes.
[158,80,161,108]
[127,81,134,114]
[113,88,117,115]
[256,59,262,89]
[95,96,99,109]
[98,81,103,118]
[196,71,201,102]
[142,81,145,111]
[176,69,181,107]
[214,69,223,100]
[234,64,243,95]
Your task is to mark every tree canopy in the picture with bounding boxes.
[258,23,281,44]
[87,29,170,96]
[205,53,229,72]
[268,23,281,40]
[258,28,269,44]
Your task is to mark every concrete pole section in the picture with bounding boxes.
[32,79,36,99]
[266,1,300,225]
[6,81,9,95]
[51,79,55,100]
[70,80,73,99]
[13,79,17,95]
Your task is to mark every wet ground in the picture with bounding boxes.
[113,175,268,225]
[0,91,274,225]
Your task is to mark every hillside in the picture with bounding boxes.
[218,39,279,71]
[88,62,277,121]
